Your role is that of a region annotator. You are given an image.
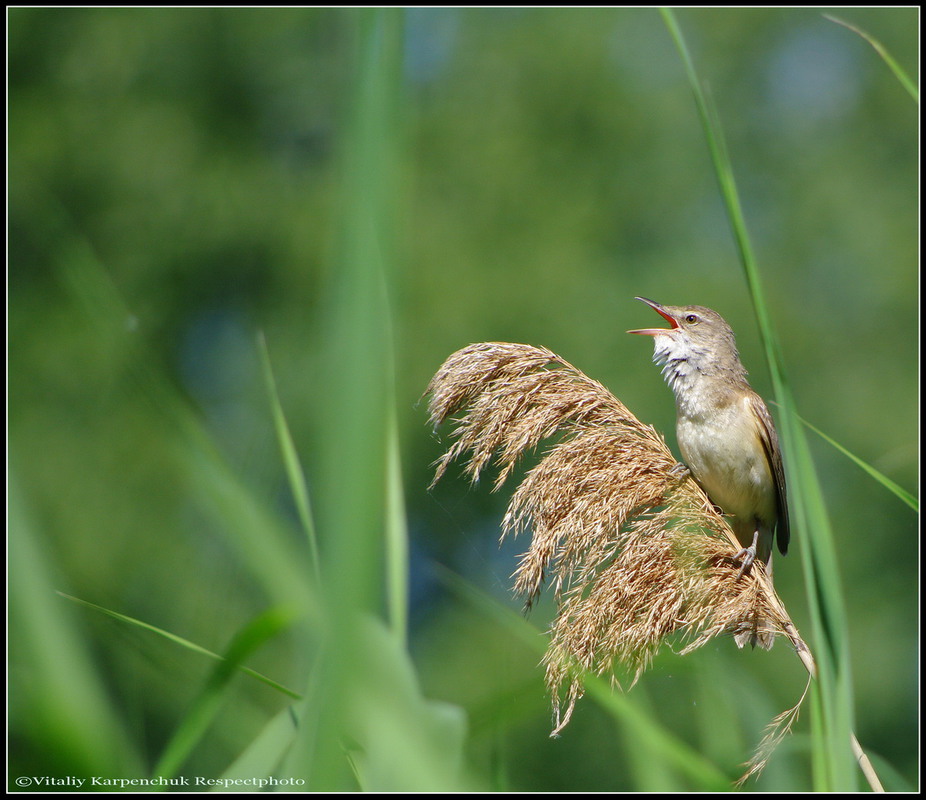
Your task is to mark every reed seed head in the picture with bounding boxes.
[425,342,811,775]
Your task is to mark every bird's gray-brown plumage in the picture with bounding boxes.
[629,298,790,647]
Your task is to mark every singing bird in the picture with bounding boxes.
[628,297,790,586]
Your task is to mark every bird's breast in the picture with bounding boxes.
[675,396,776,529]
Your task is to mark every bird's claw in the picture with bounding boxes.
[734,545,757,580]
[734,530,760,580]
[669,462,691,479]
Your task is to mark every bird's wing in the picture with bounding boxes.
[750,393,790,556]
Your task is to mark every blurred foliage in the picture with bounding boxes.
[8,7,918,791]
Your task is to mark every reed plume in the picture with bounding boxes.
[425,342,813,776]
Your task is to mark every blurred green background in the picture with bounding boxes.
[9,7,917,792]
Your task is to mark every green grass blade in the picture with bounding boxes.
[257,331,322,583]
[9,471,142,777]
[777,407,856,787]
[796,412,917,511]
[57,593,302,700]
[658,9,778,351]
[153,606,299,779]
[281,8,412,789]
[661,8,858,789]
[343,617,473,792]
[214,705,300,791]
[385,407,410,644]
[824,14,919,103]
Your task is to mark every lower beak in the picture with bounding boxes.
[627,297,679,335]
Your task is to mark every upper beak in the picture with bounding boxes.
[627,296,679,336]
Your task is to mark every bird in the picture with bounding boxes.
[628,297,789,646]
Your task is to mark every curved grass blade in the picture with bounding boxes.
[824,14,919,103]
[257,331,321,584]
[57,593,301,700]
[152,606,300,779]
[795,412,917,511]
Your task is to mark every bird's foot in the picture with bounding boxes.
[734,531,760,580]
[669,462,691,479]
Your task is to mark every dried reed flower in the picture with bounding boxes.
[425,342,814,778]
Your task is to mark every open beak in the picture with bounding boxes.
[627,297,679,336]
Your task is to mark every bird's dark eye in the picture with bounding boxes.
[685,314,699,324]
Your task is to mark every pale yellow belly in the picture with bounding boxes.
[677,410,776,534]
